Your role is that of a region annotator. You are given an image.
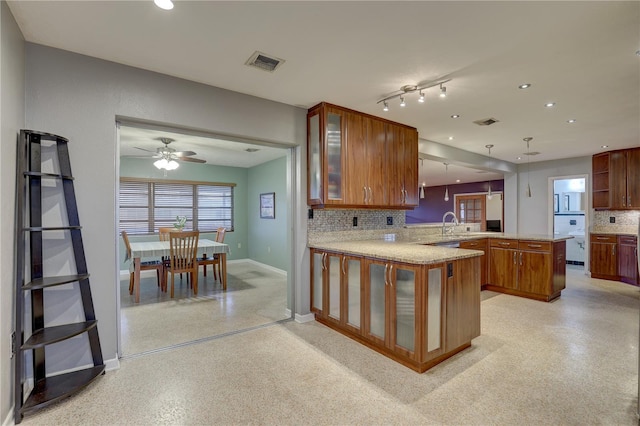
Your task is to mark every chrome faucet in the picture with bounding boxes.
[442,211,459,235]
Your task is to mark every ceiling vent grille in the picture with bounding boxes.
[473,118,499,126]
[245,51,285,73]
[523,151,541,156]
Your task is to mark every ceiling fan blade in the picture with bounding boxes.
[173,150,197,157]
[179,157,206,164]
[133,146,157,153]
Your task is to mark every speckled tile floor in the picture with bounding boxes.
[120,262,289,355]
[20,266,639,425]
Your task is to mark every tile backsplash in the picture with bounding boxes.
[307,209,406,233]
[591,210,640,234]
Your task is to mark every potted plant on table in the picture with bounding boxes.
[173,215,187,231]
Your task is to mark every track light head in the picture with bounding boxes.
[383,101,389,112]
[418,90,425,103]
[400,96,406,107]
[439,84,447,98]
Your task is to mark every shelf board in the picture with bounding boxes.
[20,366,105,415]
[24,171,74,180]
[24,274,90,290]
[22,321,98,349]
[23,226,82,232]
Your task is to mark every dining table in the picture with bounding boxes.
[128,239,230,303]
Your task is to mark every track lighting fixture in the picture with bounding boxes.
[377,78,451,111]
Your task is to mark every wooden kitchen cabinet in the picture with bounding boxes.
[388,125,418,207]
[618,235,639,286]
[460,238,488,286]
[590,234,618,280]
[445,257,481,352]
[310,249,363,334]
[487,239,565,301]
[307,102,417,209]
[611,148,640,209]
[592,148,640,210]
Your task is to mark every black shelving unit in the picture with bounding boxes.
[14,130,104,424]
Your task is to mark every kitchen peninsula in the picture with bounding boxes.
[308,229,570,372]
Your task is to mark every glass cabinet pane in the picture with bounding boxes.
[312,252,323,311]
[394,267,415,352]
[326,113,342,200]
[347,259,361,328]
[328,255,341,320]
[369,263,386,339]
[427,268,442,352]
[308,114,321,200]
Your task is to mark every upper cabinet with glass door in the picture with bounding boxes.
[307,102,418,209]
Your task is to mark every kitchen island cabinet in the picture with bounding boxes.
[486,239,565,302]
[309,242,481,373]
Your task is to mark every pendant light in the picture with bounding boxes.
[418,158,425,199]
[523,137,533,197]
[485,144,494,200]
[443,163,450,202]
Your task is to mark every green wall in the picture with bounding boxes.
[119,156,288,272]
[247,156,289,272]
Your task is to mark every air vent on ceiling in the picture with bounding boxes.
[245,51,285,73]
[523,151,541,156]
[245,148,260,153]
[473,118,500,126]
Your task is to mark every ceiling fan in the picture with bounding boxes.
[132,137,206,170]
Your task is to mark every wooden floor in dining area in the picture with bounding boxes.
[120,260,288,356]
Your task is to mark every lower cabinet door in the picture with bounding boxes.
[489,247,517,289]
[390,263,420,359]
[423,264,445,363]
[344,256,363,333]
[311,250,324,316]
[365,261,387,347]
[326,253,342,324]
[518,251,552,295]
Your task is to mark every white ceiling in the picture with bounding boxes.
[8,1,640,186]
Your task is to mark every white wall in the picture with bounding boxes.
[0,2,24,423]
[516,156,591,234]
[24,43,307,373]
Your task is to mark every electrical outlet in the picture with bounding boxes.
[267,246,271,253]
[353,217,358,227]
[238,243,241,249]
[609,216,615,223]
[308,209,313,219]
[10,332,15,359]
[386,216,393,225]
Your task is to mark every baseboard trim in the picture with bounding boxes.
[105,354,120,371]
[2,407,14,426]
[295,313,315,323]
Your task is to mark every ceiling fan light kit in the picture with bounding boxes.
[132,136,206,172]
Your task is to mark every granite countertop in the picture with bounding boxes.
[308,232,571,265]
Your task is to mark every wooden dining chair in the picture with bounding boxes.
[166,231,200,298]
[121,230,164,294]
[199,227,226,281]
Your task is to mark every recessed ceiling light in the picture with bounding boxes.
[448,136,454,141]
[545,102,556,108]
[567,119,576,123]
[636,50,640,56]
[517,156,522,160]
[154,0,174,10]
[456,179,461,183]
[601,145,609,148]
[518,83,531,89]
[451,114,460,119]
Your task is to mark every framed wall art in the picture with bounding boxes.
[260,192,275,219]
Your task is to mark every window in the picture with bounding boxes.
[119,178,234,234]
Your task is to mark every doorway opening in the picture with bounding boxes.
[549,175,588,273]
[115,120,295,358]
